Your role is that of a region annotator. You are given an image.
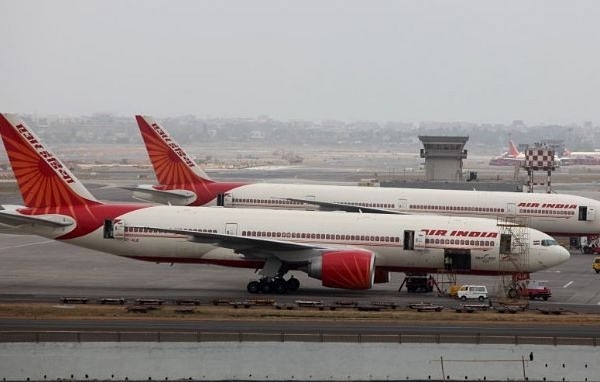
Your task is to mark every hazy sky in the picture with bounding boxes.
[2,1,599,124]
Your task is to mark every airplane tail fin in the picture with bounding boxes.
[508,140,520,157]
[0,113,100,209]
[135,115,213,186]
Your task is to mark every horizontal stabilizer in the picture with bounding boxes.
[122,185,197,206]
[0,207,75,228]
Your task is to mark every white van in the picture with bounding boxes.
[457,285,488,301]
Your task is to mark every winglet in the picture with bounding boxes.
[135,115,213,186]
[0,113,99,209]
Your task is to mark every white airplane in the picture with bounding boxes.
[0,113,570,294]
[130,116,600,239]
[560,149,600,166]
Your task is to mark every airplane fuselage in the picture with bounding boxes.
[200,183,600,237]
[20,204,569,276]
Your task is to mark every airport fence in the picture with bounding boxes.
[0,331,598,346]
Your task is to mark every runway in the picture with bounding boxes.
[2,317,600,339]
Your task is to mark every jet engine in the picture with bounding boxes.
[306,250,375,289]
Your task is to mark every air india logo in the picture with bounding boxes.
[15,124,75,184]
[422,229,498,238]
[150,123,196,168]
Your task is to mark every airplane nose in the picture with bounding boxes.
[550,245,570,267]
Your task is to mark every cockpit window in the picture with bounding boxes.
[541,239,558,246]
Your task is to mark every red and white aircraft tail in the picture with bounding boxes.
[0,113,100,213]
[132,115,246,206]
[135,115,212,185]
[508,140,520,157]
[0,113,147,239]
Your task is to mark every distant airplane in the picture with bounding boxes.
[0,113,570,293]
[560,149,600,166]
[490,140,562,168]
[488,140,524,166]
[130,116,600,238]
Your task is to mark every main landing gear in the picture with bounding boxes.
[247,276,300,294]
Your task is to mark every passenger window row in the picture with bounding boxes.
[410,205,504,213]
[240,230,401,243]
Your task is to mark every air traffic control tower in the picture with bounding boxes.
[419,136,468,182]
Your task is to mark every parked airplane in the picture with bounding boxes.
[131,116,600,239]
[490,140,561,168]
[560,149,600,166]
[489,140,524,166]
[0,114,570,293]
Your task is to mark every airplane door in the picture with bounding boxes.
[588,207,596,221]
[444,249,471,271]
[499,233,511,254]
[113,219,125,240]
[403,230,414,250]
[222,193,233,207]
[225,223,238,235]
[415,231,426,248]
[403,230,426,250]
[103,219,114,239]
[579,206,595,221]
[397,198,409,211]
[506,203,516,216]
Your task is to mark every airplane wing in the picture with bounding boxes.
[274,197,403,214]
[0,208,75,228]
[144,226,339,263]
[146,226,378,289]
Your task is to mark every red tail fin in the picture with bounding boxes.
[135,115,213,186]
[508,140,520,157]
[0,113,99,209]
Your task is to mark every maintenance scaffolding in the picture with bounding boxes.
[496,215,531,298]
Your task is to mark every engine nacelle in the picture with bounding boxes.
[306,250,375,290]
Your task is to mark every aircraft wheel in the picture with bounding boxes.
[273,279,287,294]
[247,281,260,294]
[286,277,300,292]
[260,280,273,294]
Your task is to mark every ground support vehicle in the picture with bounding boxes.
[456,285,488,302]
[508,279,552,300]
[593,256,600,273]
